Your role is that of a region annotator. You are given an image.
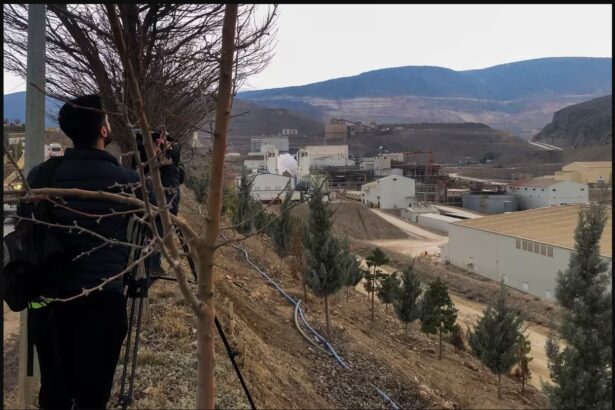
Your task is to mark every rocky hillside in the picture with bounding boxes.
[239,57,612,138]
[229,98,324,137]
[533,95,612,148]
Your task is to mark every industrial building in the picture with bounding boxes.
[462,191,518,214]
[402,204,439,223]
[244,144,280,173]
[555,161,612,187]
[239,173,295,203]
[250,137,289,153]
[417,213,460,234]
[511,177,588,210]
[361,175,416,209]
[296,145,355,177]
[324,119,348,143]
[441,205,612,300]
[446,188,470,207]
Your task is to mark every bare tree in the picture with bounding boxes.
[3,3,281,408]
[4,4,277,160]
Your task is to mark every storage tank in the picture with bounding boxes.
[462,192,518,214]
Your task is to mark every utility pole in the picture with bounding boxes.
[19,4,46,408]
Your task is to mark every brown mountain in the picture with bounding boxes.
[533,95,612,148]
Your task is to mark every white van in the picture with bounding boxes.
[44,143,63,159]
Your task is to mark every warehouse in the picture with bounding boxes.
[237,173,295,203]
[441,205,612,300]
[417,213,460,234]
[511,177,588,210]
[361,175,416,209]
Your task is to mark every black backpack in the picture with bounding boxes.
[2,158,66,312]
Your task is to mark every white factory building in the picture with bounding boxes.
[511,177,588,210]
[240,143,296,203]
[242,173,295,203]
[296,145,355,177]
[441,205,612,301]
[361,174,416,209]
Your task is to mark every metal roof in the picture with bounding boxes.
[452,204,612,257]
[512,177,562,187]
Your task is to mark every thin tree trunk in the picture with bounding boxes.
[303,281,308,304]
[196,5,238,408]
[346,285,349,302]
[371,269,375,320]
[324,295,331,336]
[521,375,525,395]
[371,285,375,320]
[438,327,443,360]
[498,374,502,399]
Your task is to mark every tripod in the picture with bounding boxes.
[117,218,255,410]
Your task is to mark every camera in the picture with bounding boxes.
[132,129,179,168]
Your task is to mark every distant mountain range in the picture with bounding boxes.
[3,91,60,128]
[533,94,612,148]
[239,57,612,138]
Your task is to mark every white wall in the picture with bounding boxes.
[244,159,265,171]
[417,214,459,234]
[237,173,295,202]
[514,181,589,210]
[361,175,416,209]
[311,156,355,167]
[446,223,612,300]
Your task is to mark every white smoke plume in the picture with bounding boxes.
[278,153,298,177]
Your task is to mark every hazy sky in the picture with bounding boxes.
[3,4,612,94]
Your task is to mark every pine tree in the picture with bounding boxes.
[377,271,401,312]
[303,187,347,336]
[288,221,307,302]
[340,240,364,302]
[233,169,255,234]
[545,203,612,409]
[449,323,465,353]
[270,190,294,258]
[468,282,524,399]
[366,247,389,320]
[515,332,532,396]
[393,263,423,336]
[420,278,458,360]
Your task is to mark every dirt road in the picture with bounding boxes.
[369,209,446,240]
[367,208,448,256]
[356,257,551,390]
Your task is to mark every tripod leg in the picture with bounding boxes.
[126,295,145,407]
[119,296,137,408]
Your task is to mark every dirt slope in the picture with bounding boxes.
[5,187,549,409]
[291,201,408,240]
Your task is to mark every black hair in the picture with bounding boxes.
[58,94,106,148]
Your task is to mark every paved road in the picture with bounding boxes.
[528,141,564,151]
[434,205,484,219]
[447,172,509,186]
[369,209,447,241]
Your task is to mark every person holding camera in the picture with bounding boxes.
[133,127,184,275]
[22,95,176,409]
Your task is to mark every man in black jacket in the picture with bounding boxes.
[133,128,184,275]
[23,95,173,409]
